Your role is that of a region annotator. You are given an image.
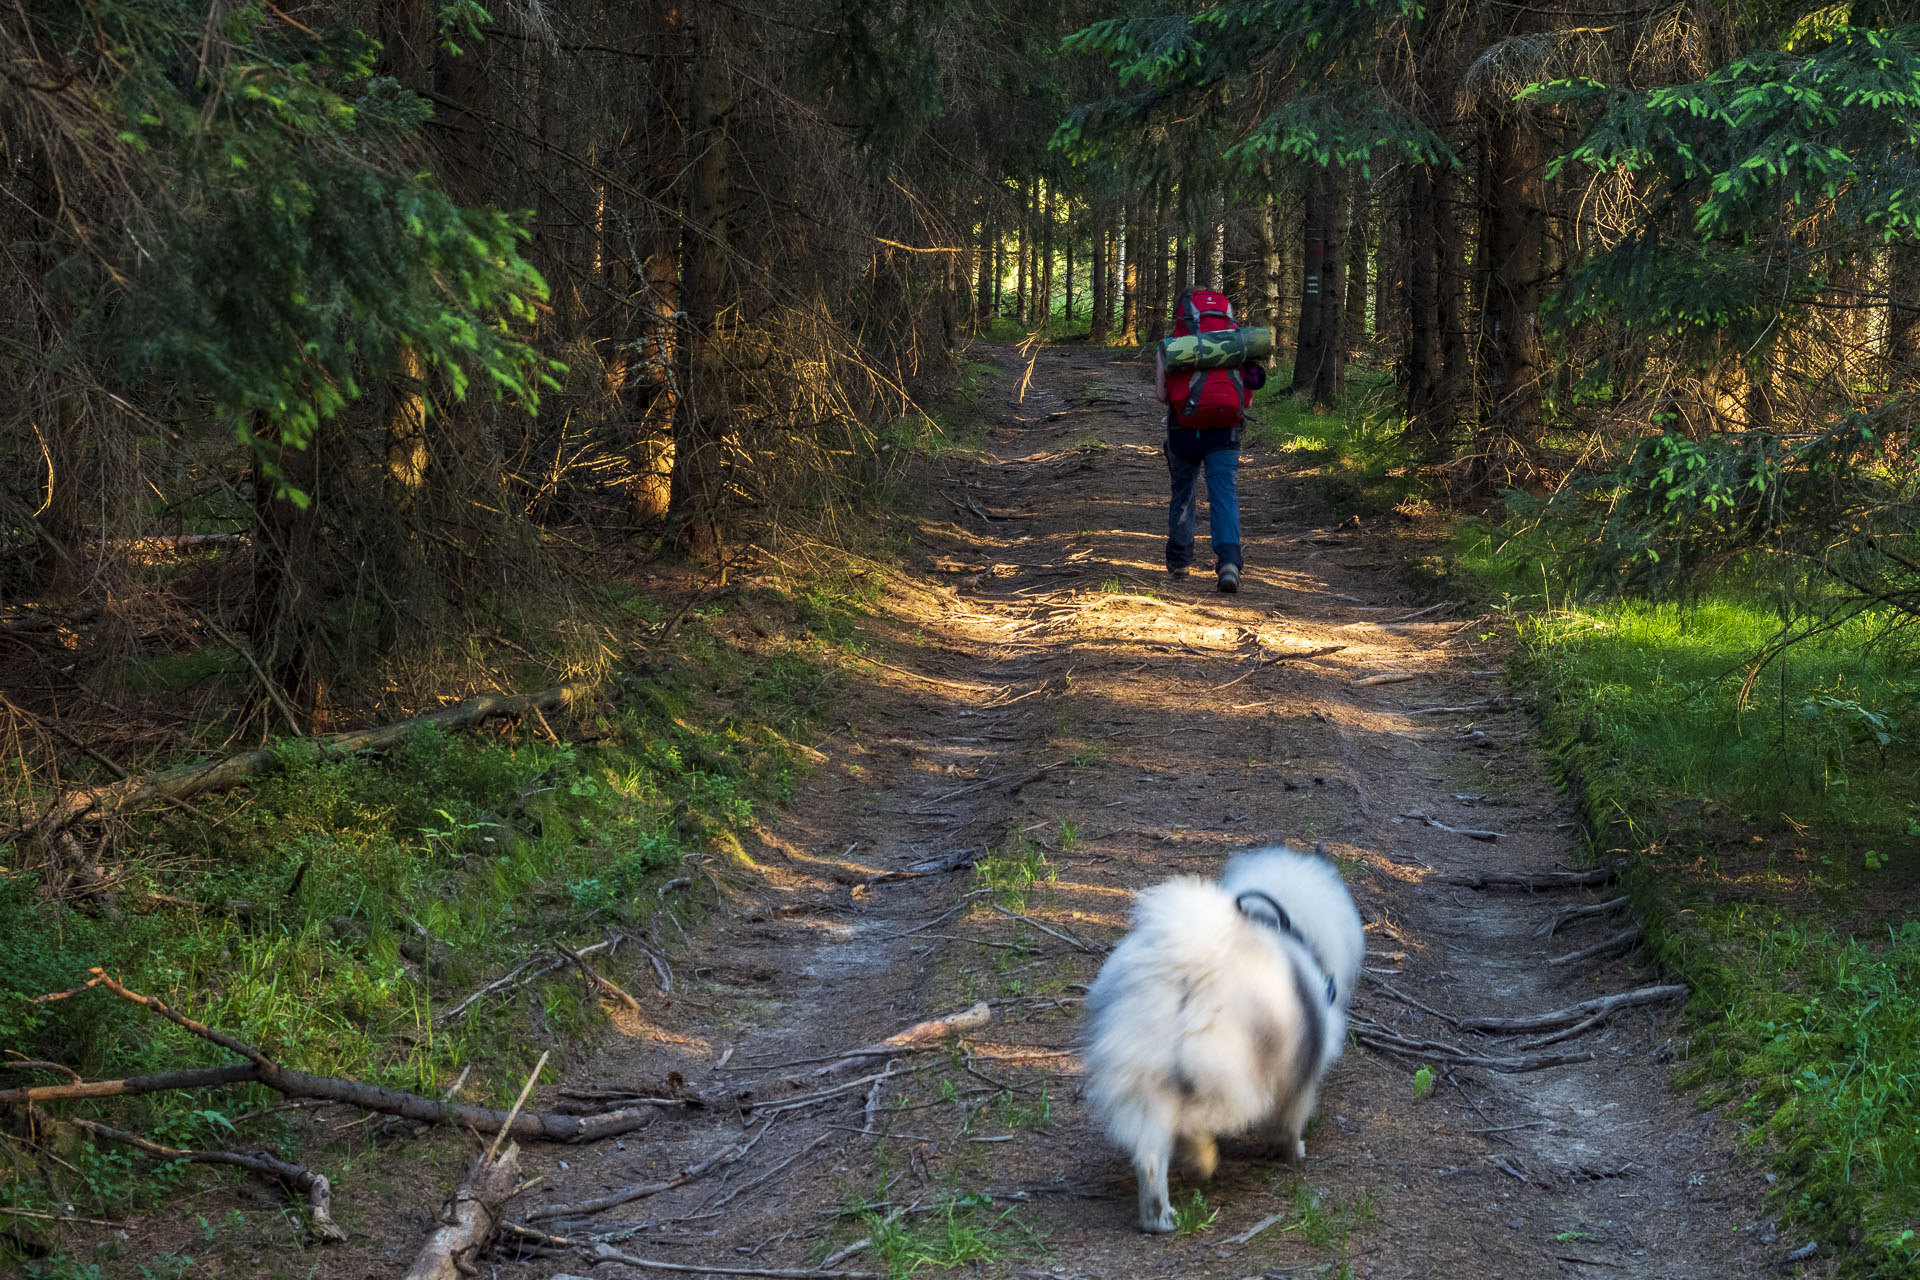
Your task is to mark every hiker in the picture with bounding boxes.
[1160,287,1266,593]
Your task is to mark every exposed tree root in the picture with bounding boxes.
[1349,1016,1596,1073]
[525,1121,773,1223]
[67,1118,346,1242]
[1548,925,1643,968]
[1456,984,1688,1034]
[1431,865,1617,890]
[1534,895,1632,938]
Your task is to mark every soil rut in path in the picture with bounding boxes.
[505,346,1792,1280]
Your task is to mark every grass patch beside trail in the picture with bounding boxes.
[0,567,880,1269]
[1454,521,1920,1272]
[1245,365,1425,520]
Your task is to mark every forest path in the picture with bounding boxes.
[513,344,1788,1280]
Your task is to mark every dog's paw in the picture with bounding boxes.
[1140,1205,1178,1234]
[1290,1137,1307,1163]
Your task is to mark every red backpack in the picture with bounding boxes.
[1160,288,1252,431]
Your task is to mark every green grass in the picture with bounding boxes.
[1173,1189,1220,1235]
[0,596,836,1250]
[1454,519,1920,1273]
[1244,365,1425,520]
[860,1193,1044,1278]
[973,839,1054,910]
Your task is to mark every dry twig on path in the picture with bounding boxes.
[557,942,642,1012]
[1351,672,1421,687]
[1404,812,1505,841]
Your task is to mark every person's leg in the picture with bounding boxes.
[1165,441,1200,572]
[1202,447,1243,570]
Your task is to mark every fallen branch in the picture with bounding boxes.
[1227,1210,1288,1246]
[557,942,642,1013]
[1362,975,1461,1027]
[1534,896,1632,939]
[1217,644,1346,689]
[1430,866,1617,891]
[591,1241,877,1278]
[11,682,595,839]
[1351,672,1420,688]
[990,905,1101,954]
[1547,925,1644,968]
[12,971,651,1141]
[1404,812,1505,841]
[68,1118,345,1242]
[805,1002,992,1076]
[1456,984,1688,1035]
[1406,699,1506,716]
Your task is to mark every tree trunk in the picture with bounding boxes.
[1434,160,1468,445]
[665,15,732,560]
[1014,184,1028,325]
[1089,212,1108,343]
[1291,169,1329,395]
[249,423,326,731]
[1314,168,1352,408]
[1039,184,1055,326]
[1469,97,1548,496]
[628,2,684,524]
[1252,193,1281,334]
[1121,200,1141,344]
[1405,166,1447,456]
[1145,187,1170,342]
[1064,204,1075,329]
[1174,233,1191,304]
[1887,242,1920,388]
[1345,182,1370,357]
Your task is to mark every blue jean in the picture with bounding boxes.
[1165,442,1242,570]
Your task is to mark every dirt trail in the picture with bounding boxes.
[507,344,1794,1279]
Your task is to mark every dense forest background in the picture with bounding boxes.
[6,0,1920,1273]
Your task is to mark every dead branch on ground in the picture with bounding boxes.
[1404,812,1506,841]
[67,1118,346,1241]
[557,942,642,1012]
[2,971,651,1141]
[590,1240,878,1278]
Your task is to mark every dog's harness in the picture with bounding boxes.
[1235,890,1338,1006]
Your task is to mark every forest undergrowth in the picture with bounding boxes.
[1259,393,1920,1269]
[0,539,916,1272]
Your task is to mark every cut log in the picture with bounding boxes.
[405,1142,522,1280]
[10,682,596,840]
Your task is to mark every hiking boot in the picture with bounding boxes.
[1217,564,1240,593]
[1167,564,1189,580]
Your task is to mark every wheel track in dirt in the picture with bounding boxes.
[507,343,1790,1280]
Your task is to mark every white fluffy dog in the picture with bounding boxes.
[1082,846,1365,1233]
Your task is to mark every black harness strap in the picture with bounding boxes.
[1234,889,1338,1005]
